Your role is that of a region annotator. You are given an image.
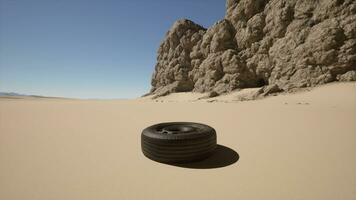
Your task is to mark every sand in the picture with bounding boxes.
[1,82,356,200]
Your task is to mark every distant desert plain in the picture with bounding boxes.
[0,82,356,200]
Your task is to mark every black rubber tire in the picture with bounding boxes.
[141,122,217,163]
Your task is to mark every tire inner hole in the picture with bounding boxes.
[160,125,195,134]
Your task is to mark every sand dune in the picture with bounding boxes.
[1,82,356,200]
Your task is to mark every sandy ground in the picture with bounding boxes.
[1,82,356,200]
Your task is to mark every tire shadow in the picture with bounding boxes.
[170,144,239,169]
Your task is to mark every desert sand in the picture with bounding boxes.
[1,82,356,200]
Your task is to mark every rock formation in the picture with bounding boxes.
[149,0,356,97]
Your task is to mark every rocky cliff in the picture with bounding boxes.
[149,0,356,97]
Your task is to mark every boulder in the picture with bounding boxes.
[149,0,356,97]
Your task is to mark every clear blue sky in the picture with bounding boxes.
[0,0,225,99]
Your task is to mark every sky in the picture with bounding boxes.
[0,0,226,99]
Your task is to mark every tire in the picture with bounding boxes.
[141,122,217,163]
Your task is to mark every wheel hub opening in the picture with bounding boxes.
[160,125,195,134]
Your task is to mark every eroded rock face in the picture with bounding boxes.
[149,0,356,97]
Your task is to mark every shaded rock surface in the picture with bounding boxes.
[149,0,356,97]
